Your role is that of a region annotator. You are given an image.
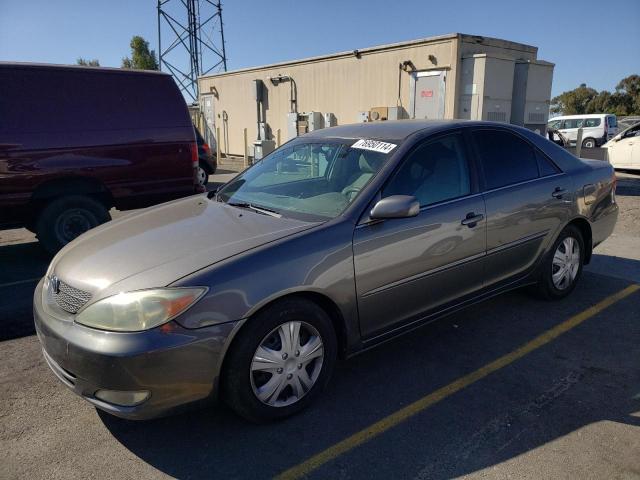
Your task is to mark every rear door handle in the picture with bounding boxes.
[461,212,484,227]
[552,187,567,199]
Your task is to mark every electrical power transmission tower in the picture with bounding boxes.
[157,0,228,102]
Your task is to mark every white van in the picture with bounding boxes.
[547,114,618,148]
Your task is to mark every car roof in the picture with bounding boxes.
[0,61,169,77]
[303,119,545,142]
[303,119,483,142]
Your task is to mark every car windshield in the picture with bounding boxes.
[216,138,395,221]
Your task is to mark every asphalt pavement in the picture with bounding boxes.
[1,171,639,480]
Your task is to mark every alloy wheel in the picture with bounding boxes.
[552,236,580,290]
[250,321,324,407]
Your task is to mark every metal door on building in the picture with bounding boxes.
[410,71,446,119]
[201,94,216,146]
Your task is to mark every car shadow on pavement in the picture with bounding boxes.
[0,241,51,341]
[616,171,640,196]
[587,253,640,283]
[99,272,640,479]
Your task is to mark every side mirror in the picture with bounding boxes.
[370,195,420,220]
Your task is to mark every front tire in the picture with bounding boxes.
[35,195,110,254]
[534,225,584,300]
[222,298,337,423]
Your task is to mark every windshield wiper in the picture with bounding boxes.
[228,202,281,218]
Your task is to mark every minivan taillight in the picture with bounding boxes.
[190,143,198,166]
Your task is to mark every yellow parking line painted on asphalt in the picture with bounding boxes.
[275,284,640,480]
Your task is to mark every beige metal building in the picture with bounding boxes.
[197,33,554,157]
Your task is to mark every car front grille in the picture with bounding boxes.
[52,279,92,314]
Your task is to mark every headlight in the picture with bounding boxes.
[75,287,207,332]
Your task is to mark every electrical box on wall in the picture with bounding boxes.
[253,140,275,160]
[254,79,264,102]
[306,112,324,131]
[287,112,300,140]
[357,111,370,123]
[388,106,408,120]
[324,112,337,127]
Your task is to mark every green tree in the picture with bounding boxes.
[76,58,100,67]
[615,74,640,113]
[551,75,640,116]
[550,83,598,115]
[122,36,159,70]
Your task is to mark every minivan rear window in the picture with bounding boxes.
[607,116,617,127]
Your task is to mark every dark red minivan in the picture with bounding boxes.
[0,62,203,253]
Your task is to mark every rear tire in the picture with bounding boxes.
[197,163,209,187]
[582,138,596,148]
[533,225,584,300]
[36,195,110,254]
[222,298,337,423]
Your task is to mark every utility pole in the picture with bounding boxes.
[157,0,228,102]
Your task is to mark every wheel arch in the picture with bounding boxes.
[216,290,349,399]
[567,217,593,264]
[30,176,114,211]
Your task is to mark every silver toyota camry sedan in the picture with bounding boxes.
[34,120,618,422]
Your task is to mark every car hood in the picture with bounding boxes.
[50,195,318,301]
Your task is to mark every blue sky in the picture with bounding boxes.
[1,0,638,97]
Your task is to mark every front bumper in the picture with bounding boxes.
[33,279,239,420]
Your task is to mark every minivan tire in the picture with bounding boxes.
[533,225,584,300]
[582,138,596,148]
[197,163,209,187]
[36,195,111,254]
[222,297,337,423]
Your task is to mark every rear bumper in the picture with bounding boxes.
[33,279,238,420]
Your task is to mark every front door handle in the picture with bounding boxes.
[461,212,484,227]
[552,187,567,199]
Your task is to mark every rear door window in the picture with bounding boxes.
[584,118,601,127]
[536,151,561,176]
[472,129,539,190]
[607,116,617,128]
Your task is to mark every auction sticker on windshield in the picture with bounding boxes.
[351,139,397,154]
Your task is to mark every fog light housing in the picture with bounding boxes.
[94,389,150,407]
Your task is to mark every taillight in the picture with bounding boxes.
[190,143,198,166]
[202,143,210,154]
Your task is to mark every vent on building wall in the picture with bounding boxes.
[528,112,546,123]
[487,111,507,122]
